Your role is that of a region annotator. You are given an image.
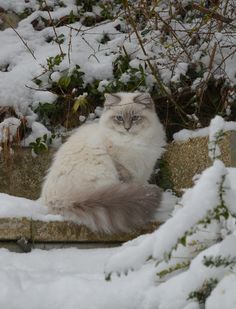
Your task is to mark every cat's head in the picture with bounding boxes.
[100,92,156,135]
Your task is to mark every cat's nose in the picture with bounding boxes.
[125,126,131,131]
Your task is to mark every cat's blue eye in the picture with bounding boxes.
[132,115,141,122]
[115,115,123,122]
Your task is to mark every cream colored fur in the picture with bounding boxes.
[41,92,166,233]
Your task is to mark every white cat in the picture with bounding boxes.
[41,92,166,233]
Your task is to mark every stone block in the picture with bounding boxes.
[0,218,159,245]
[164,131,233,193]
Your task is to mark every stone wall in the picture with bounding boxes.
[0,131,234,248]
[164,131,234,193]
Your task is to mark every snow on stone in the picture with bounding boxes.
[0,194,61,221]
[174,117,236,142]
[208,116,225,160]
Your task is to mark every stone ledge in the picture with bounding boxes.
[0,217,159,243]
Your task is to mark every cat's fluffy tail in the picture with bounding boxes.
[48,184,162,234]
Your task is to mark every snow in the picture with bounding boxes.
[206,274,236,309]
[21,121,51,147]
[0,247,155,309]
[104,162,236,308]
[174,120,236,142]
[0,0,37,14]
[0,193,61,221]
[208,116,225,160]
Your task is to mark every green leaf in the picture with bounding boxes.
[73,96,88,112]
[58,76,71,90]
[179,235,187,246]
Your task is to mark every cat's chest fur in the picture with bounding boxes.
[101,128,160,183]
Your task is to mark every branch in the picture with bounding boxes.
[190,3,233,24]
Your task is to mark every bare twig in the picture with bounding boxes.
[190,3,233,24]
[43,0,64,56]
[1,16,37,61]
[67,27,73,64]
[122,0,176,104]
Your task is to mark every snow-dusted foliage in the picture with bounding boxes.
[0,0,235,149]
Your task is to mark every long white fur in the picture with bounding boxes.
[41,92,166,232]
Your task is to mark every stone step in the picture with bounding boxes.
[0,217,159,251]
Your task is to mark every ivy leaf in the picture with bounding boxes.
[179,235,187,246]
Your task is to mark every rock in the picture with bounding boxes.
[0,10,20,30]
[164,131,233,193]
[0,148,54,199]
[0,217,159,244]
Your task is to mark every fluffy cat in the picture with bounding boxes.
[41,92,166,233]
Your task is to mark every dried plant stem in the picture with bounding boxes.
[190,3,233,24]
[43,0,64,57]
[2,18,37,61]
[122,0,176,104]
[198,42,217,107]
[154,11,192,62]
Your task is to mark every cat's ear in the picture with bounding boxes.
[134,93,154,108]
[104,93,121,108]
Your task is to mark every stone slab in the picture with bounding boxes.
[164,131,232,193]
[0,217,159,243]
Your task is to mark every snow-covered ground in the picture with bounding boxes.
[0,246,155,309]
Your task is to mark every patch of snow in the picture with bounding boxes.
[21,121,51,146]
[208,116,225,160]
[0,194,60,221]
[174,118,236,142]
[171,62,188,83]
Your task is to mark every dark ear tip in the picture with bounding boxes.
[104,93,121,106]
[134,93,153,107]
